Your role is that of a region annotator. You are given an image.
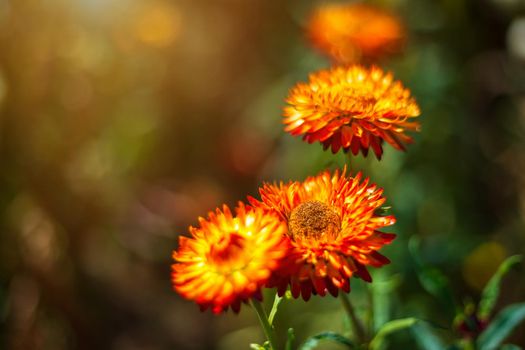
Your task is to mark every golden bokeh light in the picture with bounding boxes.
[134,2,181,48]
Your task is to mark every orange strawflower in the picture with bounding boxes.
[307,3,406,63]
[172,203,289,314]
[249,168,396,300]
[283,65,420,159]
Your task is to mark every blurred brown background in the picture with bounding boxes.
[1,0,525,349]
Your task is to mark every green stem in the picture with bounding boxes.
[340,292,367,344]
[366,285,374,338]
[346,152,354,173]
[251,299,278,350]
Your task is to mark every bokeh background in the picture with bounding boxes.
[1,0,525,349]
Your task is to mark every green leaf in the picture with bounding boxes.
[453,340,476,350]
[478,255,522,319]
[447,345,462,350]
[477,302,525,350]
[500,345,522,350]
[268,293,283,326]
[300,332,355,350]
[408,237,458,315]
[369,318,418,350]
[285,328,295,350]
[409,322,447,350]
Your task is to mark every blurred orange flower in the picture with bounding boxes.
[307,3,406,63]
[283,65,420,159]
[249,168,396,300]
[172,203,289,313]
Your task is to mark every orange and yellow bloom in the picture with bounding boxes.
[172,203,289,313]
[284,65,420,159]
[307,3,405,63]
[249,168,396,300]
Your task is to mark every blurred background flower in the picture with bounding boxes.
[307,3,406,63]
[0,0,524,349]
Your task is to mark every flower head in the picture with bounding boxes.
[172,203,289,313]
[283,65,420,159]
[307,3,405,63]
[249,168,396,300]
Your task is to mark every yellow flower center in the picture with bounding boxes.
[288,200,341,241]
